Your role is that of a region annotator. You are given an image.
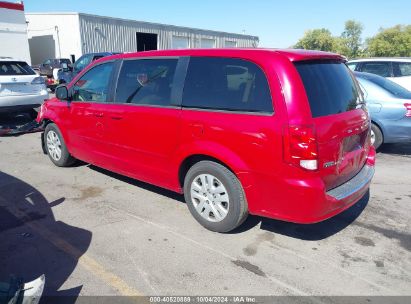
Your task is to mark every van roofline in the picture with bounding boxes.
[101,48,345,63]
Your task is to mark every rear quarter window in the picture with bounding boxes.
[182,57,273,113]
[295,61,362,118]
[398,62,411,77]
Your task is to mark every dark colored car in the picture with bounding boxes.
[37,49,375,233]
[32,58,72,77]
[58,52,120,84]
[354,72,411,149]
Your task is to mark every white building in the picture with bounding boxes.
[26,12,259,65]
[0,1,31,64]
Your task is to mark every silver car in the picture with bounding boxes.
[354,71,411,149]
[348,58,411,91]
[0,58,48,113]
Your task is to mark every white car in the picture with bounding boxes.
[0,58,48,112]
[347,58,411,91]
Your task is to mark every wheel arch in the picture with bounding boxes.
[40,118,55,154]
[176,146,258,212]
[178,154,236,189]
[371,119,385,143]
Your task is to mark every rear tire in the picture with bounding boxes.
[44,123,76,167]
[371,123,383,150]
[183,161,248,233]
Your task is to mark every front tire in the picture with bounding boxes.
[371,123,383,150]
[184,161,248,233]
[44,123,76,167]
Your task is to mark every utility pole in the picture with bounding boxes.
[55,25,61,58]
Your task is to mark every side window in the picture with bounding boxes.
[361,62,391,77]
[43,59,51,65]
[74,55,92,72]
[398,62,411,77]
[115,59,178,106]
[92,55,104,62]
[182,57,273,113]
[347,63,357,71]
[72,62,114,103]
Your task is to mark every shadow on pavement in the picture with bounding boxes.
[90,163,369,240]
[0,171,92,303]
[232,191,370,240]
[379,142,411,156]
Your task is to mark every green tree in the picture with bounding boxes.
[340,20,364,58]
[366,25,411,57]
[294,28,336,52]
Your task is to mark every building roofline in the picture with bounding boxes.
[26,12,79,15]
[25,12,259,41]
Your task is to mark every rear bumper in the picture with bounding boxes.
[326,165,374,200]
[252,148,376,224]
[0,92,49,112]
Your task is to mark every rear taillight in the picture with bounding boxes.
[404,103,411,117]
[283,125,318,171]
[366,145,376,166]
[31,77,45,85]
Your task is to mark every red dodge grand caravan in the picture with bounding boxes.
[37,49,376,232]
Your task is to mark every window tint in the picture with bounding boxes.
[115,59,178,106]
[92,55,105,62]
[361,62,391,77]
[398,62,411,77]
[295,61,362,118]
[0,61,35,75]
[74,55,92,72]
[72,62,114,103]
[182,57,273,113]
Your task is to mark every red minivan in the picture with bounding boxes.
[37,49,376,232]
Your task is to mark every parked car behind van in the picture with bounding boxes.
[37,49,375,232]
[58,52,120,84]
[348,58,411,91]
[0,58,48,113]
[32,58,72,78]
[354,71,411,149]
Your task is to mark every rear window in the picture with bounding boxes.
[295,61,362,118]
[182,57,273,113]
[361,62,392,77]
[0,61,35,76]
[364,73,411,99]
[60,59,72,65]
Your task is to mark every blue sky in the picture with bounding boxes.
[24,0,411,48]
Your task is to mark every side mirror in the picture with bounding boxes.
[55,85,70,101]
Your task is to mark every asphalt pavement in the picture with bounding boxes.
[0,132,410,302]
